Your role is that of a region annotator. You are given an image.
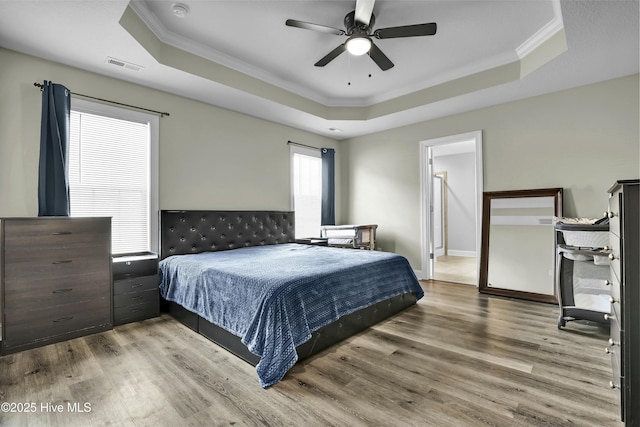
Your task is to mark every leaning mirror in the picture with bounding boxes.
[479,188,563,303]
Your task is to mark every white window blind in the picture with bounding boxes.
[291,149,322,238]
[69,107,153,254]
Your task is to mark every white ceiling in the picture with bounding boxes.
[0,1,638,140]
[134,0,555,106]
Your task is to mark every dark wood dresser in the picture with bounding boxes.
[0,217,112,355]
[606,179,639,425]
[112,252,159,326]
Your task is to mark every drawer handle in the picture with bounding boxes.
[52,260,73,265]
[605,347,614,354]
[131,295,144,300]
[609,338,618,346]
[52,231,73,235]
[608,253,617,261]
[52,288,73,294]
[604,313,615,321]
[609,296,619,304]
[609,381,618,390]
[131,283,144,289]
[53,316,74,323]
[604,279,611,286]
[131,308,144,313]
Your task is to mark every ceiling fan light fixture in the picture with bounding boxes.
[345,36,371,56]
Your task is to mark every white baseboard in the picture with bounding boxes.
[447,250,476,257]
[414,269,427,280]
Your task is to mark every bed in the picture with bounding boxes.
[159,210,423,387]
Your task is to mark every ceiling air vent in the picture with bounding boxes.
[106,57,143,72]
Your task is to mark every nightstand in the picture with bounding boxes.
[112,252,159,326]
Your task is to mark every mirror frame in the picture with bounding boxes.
[478,187,563,304]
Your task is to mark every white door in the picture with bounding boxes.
[433,174,445,258]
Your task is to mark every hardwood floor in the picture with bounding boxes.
[433,255,477,285]
[0,281,621,426]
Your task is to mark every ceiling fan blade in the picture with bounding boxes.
[368,42,394,71]
[315,44,346,67]
[373,22,437,39]
[286,19,345,36]
[354,0,375,26]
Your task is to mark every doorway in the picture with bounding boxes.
[419,131,483,285]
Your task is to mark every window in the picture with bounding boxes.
[69,99,159,254]
[290,146,322,238]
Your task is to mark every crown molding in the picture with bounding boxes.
[516,0,564,59]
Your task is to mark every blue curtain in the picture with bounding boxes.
[38,80,71,216]
[321,148,335,225]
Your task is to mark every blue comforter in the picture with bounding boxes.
[159,243,423,387]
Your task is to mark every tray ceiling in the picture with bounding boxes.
[0,1,637,139]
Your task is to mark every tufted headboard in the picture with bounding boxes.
[160,210,295,260]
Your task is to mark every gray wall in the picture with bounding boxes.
[433,152,477,255]
[0,48,341,218]
[342,74,639,268]
[3,47,638,272]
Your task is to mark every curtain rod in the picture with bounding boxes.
[34,82,170,117]
[287,140,320,151]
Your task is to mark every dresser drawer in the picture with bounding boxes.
[608,233,621,283]
[611,295,623,331]
[3,297,111,348]
[611,346,624,419]
[3,218,110,252]
[608,192,620,237]
[611,339,622,384]
[113,253,158,280]
[114,275,158,295]
[609,272,620,305]
[114,301,159,326]
[4,271,110,312]
[114,288,158,308]
[4,246,109,283]
[610,307,622,346]
[609,312,624,421]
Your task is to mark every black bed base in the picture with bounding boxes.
[162,292,418,367]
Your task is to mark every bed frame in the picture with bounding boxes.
[160,210,418,366]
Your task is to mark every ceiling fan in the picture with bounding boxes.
[285,0,437,71]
